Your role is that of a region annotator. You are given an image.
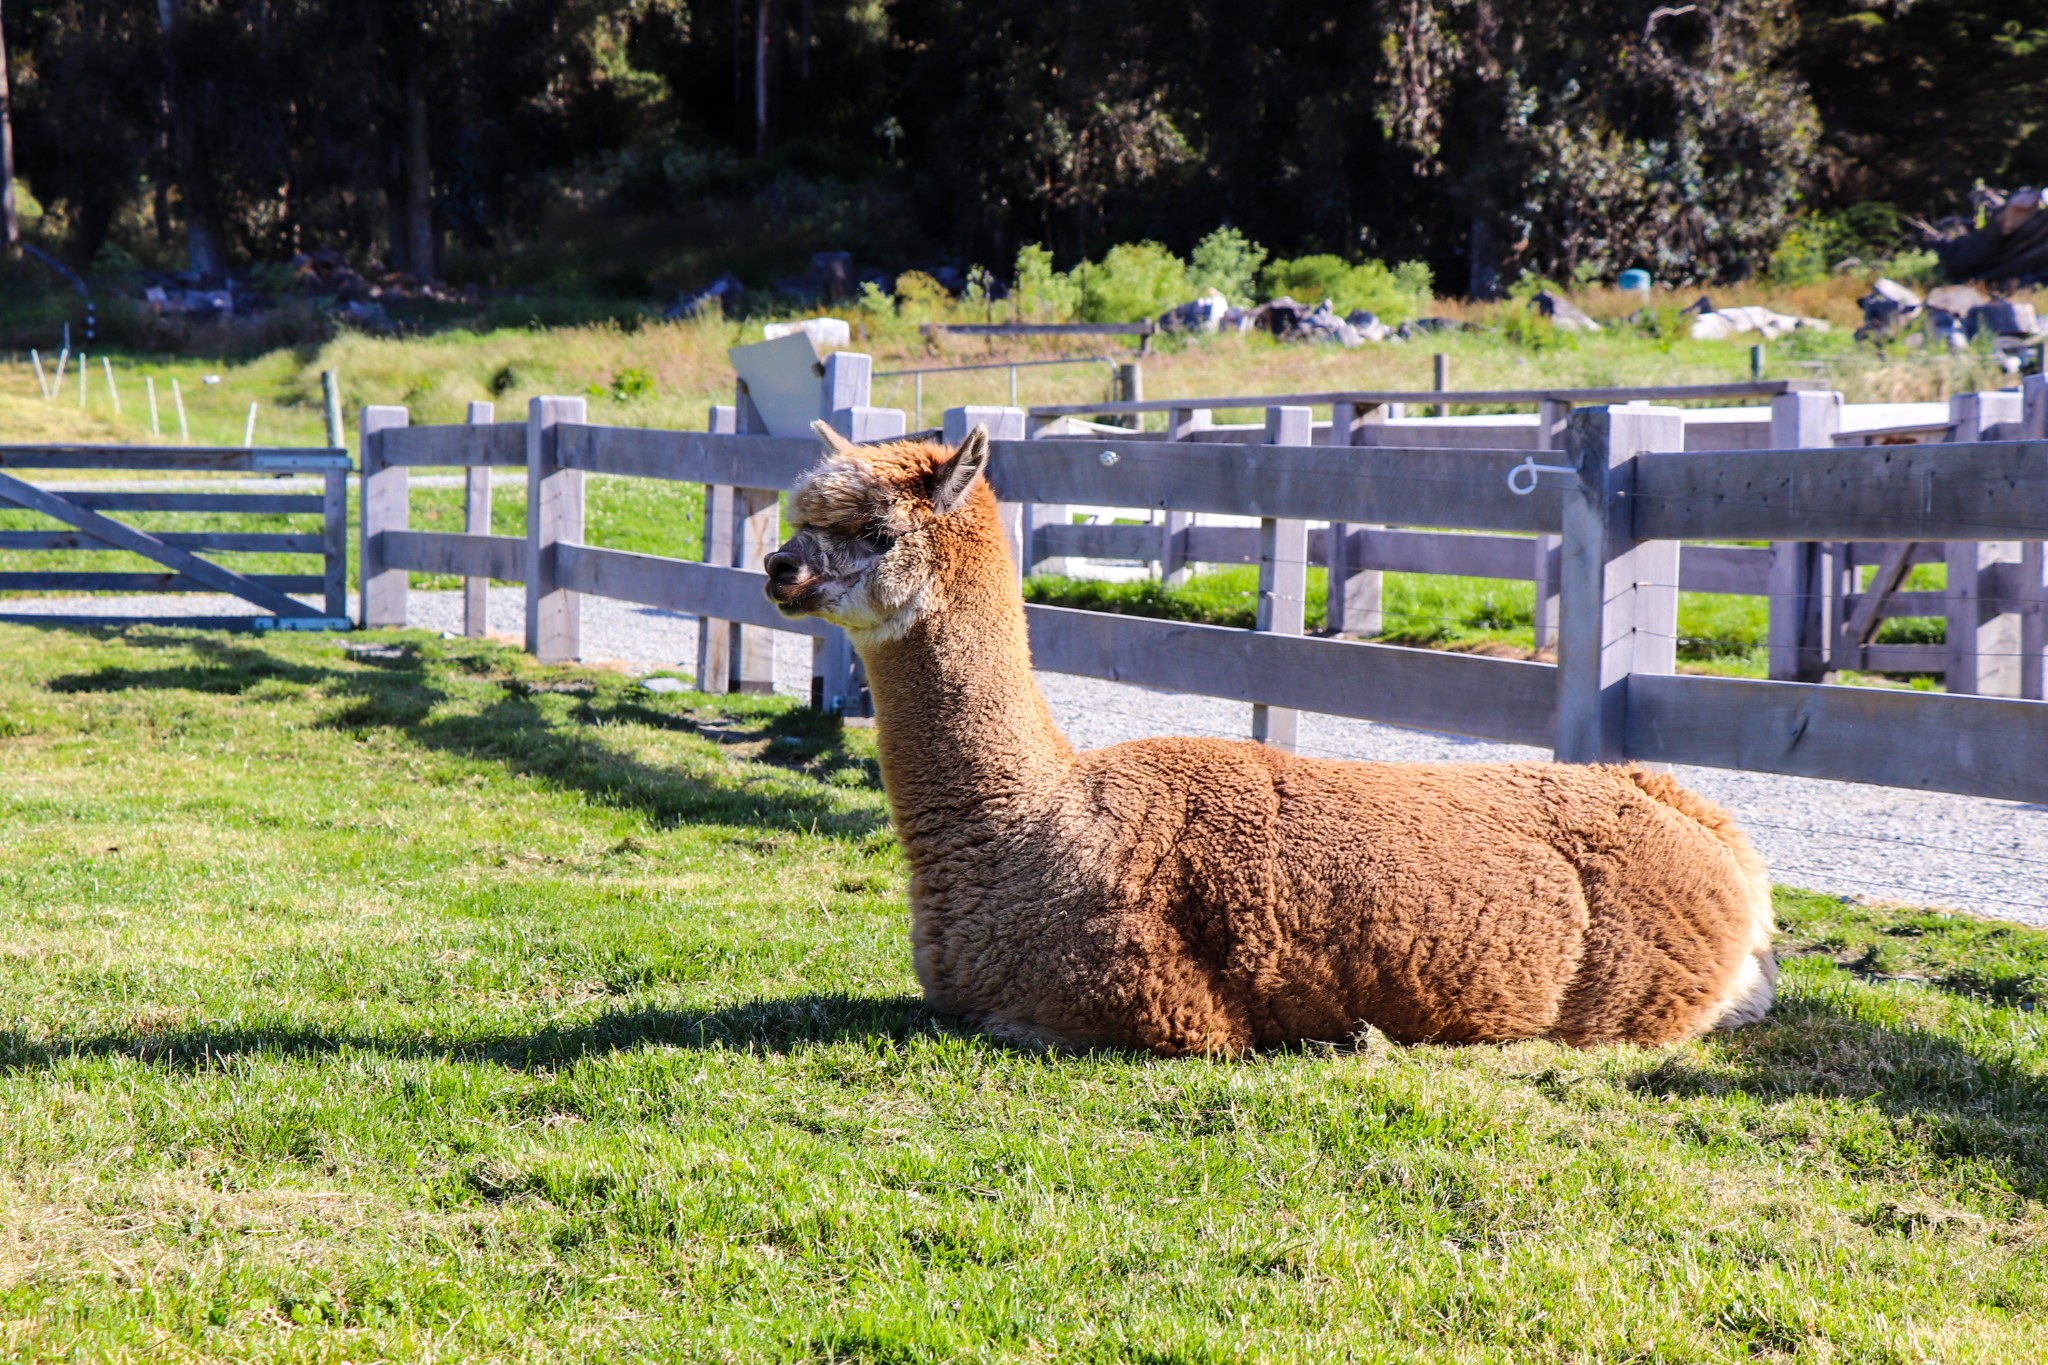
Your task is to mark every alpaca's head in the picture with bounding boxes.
[764,422,995,643]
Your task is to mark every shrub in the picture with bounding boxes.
[1080,242,1188,323]
[1013,244,1081,321]
[609,367,654,402]
[892,271,951,324]
[1260,255,1433,321]
[1185,227,1267,306]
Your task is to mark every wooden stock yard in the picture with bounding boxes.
[0,444,351,629]
[358,364,2048,805]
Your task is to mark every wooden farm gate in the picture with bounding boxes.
[0,445,352,629]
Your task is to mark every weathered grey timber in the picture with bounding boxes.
[0,531,322,553]
[463,402,495,637]
[359,406,409,628]
[1553,406,1683,764]
[986,438,1557,532]
[380,529,524,581]
[1633,439,2048,542]
[1628,674,2048,804]
[1026,379,1820,418]
[373,421,527,467]
[0,467,322,618]
[0,571,325,593]
[1252,407,1310,750]
[1023,605,1557,748]
[525,395,586,663]
[0,446,346,471]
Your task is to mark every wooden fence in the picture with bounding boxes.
[0,444,352,629]
[359,370,2048,805]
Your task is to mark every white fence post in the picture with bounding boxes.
[697,399,741,693]
[1252,406,1311,751]
[1765,390,1842,682]
[2023,375,2047,700]
[1946,390,2027,695]
[359,405,410,628]
[1530,397,1569,653]
[947,405,1028,580]
[823,351,908,443]
[1554,405,1684,764]
[525,395,585,663]
[1324,400,1385,636]
[463,400,494,638]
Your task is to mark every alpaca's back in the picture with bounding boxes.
[945,741,1773,1052]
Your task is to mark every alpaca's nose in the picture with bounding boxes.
[766,550,804,585]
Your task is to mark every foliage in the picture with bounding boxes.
[1260,255,1434,320]
[1079,241,1188,322]
[891,270,952,324]
[1012,244,1082,321]
[1768,203,1909,284]
[608,367,654,402]
[1,627,2045,1359]
[1184,226,1267,306]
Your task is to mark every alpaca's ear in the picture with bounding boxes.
[810,419,859,456]
[930,425,989,514]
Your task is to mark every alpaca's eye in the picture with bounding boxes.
[856,530,895,555]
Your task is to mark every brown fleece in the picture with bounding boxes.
[767,427,1776,1055]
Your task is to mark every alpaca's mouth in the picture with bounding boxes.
[765,577,826,615]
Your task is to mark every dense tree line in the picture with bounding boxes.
[1,0,2043,292]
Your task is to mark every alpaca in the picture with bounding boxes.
[764,423,1776,1055]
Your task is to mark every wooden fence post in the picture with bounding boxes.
[1325,400,1385,636]
[1115,362,1143,430]
[1765,390,1842,681]
[463,400,494,637]
[1252,406,1311,751]
[947,405,1028,578]
[525,395,585,663]
[822,351,908,443]
[1945,390,2027,696]
[2023,374,2047,700]
[697,400,741,693]
[358,405,409,628]
[1161,404,1211,587]
[1554,405,1683,764]
[1531,397,1569,653]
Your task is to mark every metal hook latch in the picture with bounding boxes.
[1506,454,1577,496]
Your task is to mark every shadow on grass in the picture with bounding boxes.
[0,992,938,1073]
[1626,990,2048,1201]
[40,628,884,837]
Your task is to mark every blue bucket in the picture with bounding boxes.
[1617,269,1652,293]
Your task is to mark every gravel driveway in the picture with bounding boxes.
[7,589,2044,927]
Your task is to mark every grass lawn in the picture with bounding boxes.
[1,625,2043,1362]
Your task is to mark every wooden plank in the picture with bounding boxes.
[1948,539,2023,696]
[1253,407,1309,750]
[0,446,347,471]
[555,425,822,487]
[381,529,525,580]
[923,322,1155,338]
[1026,380,1817,419]
[735,488,780,693]
[554,543,834,638]
[62,492,325,514]
[0,614,309,630]
[1627,673,2048,804]
[359,406,410,628]
[1840,544,1918,647]
[1856,644,1946,673]
[1763,391,1842,683]
[1555,407,1683,764]
[0,531,324,553]
[322,468,347,621]
[526,397,585,662]
[1022,605,1556,748]
[0,468,322,618]
[1676,545,1771,596]
[1531,399,1569,651]
[463,402,495,637]
[1635,439,2048,542]
[375,421,527,467]
[987,439,1556,533]
[0,572,325,592]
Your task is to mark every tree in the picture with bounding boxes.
[1,0,17,248]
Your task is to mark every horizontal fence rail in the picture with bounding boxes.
[354,372,2047,805]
